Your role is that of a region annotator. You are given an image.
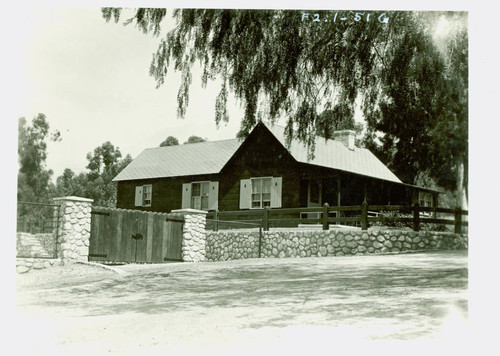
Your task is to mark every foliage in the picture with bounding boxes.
[54,168,89,198]
[363,13,468,196]
[184,135,206,144]
[373,211,413,229]
[17,114,60,203]
[54,142,132,207]
[102,9,468,207]
[372,210,449,232]
[421,222,448,232]
[102,9,398,138]
[86,141,124,179]
[316,105,364,147]
[159,136,179,146]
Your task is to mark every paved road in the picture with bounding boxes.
[15,251,468,355]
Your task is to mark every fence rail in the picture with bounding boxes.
[206,202,468,233]
[206,218,264,257]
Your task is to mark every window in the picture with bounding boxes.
[419,192,433,208]
[182,181,219,211]
[308,180,321,205]
[240,177,282,209]
[135,184,152,207]
[191,181,210,210]
[143,185,152,206]
[251,177,272,208]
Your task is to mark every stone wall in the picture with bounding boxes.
[172,209,208,262]
[206,230,261,261]
[16,258,61,274]
[205,228,468,262]
[17,196,94,273]
[16,232,55,258]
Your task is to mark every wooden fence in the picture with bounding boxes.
[89,207,184,263]
[206,203,468,233]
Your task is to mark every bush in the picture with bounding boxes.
[421,223,449,232]
[373,210,413,229]
[373,211,450,232]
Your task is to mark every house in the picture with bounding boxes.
[113,121,437,215]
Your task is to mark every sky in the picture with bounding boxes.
[9,1,477,181]
[14,6,246,179]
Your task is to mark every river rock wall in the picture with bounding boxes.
[205,228,468,262]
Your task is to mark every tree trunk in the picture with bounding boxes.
[456,158,468,210]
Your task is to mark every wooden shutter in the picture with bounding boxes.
[239,179,251,209]
[182,183,192,209]
[135,186,143,207]
[208,181,219,211]
[271,177,282,208]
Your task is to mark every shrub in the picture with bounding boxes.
[373,210,413,229]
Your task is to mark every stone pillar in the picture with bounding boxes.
[171,208,208,262]
[53,196,93,263]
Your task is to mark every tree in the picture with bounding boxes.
[18,113,60,203]
[102,9,468,207]
[432,25,468,209]
[316,105,364,147]
[55,142,132,207]
[159,136,179,146]
[362,13,468,207]
[102,9,396,137]
[184,135,206,144]
[84,142,132,206]
[54,168,88,198]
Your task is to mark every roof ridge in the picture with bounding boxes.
[263,121,369,154]
[262,121,343,147]
[145,137,241,150]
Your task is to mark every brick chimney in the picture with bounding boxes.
[333,130,356,150]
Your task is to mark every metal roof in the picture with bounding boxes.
[264,123,403,184]
[113,139,242,181]
[113,122,402,184]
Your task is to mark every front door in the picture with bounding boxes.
[307,179,322,207]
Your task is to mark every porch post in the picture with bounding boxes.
[413,203,420,232]
[433,193,438,219]
[361,199,368,231]
[337,176,341,206]
[322,203,329,230]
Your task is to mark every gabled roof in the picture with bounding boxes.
[113,139,242,181]
[264,123,402,184]
[113,121,402,184]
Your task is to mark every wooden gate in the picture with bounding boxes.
[89,208,184,263]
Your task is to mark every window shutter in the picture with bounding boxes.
[239,179,251,209]
[135,186,143,207]
[182,183,191,209]
[208,181,219,211]
[271,177,282,208]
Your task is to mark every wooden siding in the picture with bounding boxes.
[117,173,218,212]
[218,123,303,210]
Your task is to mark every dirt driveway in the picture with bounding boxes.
[15,251,468,355]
